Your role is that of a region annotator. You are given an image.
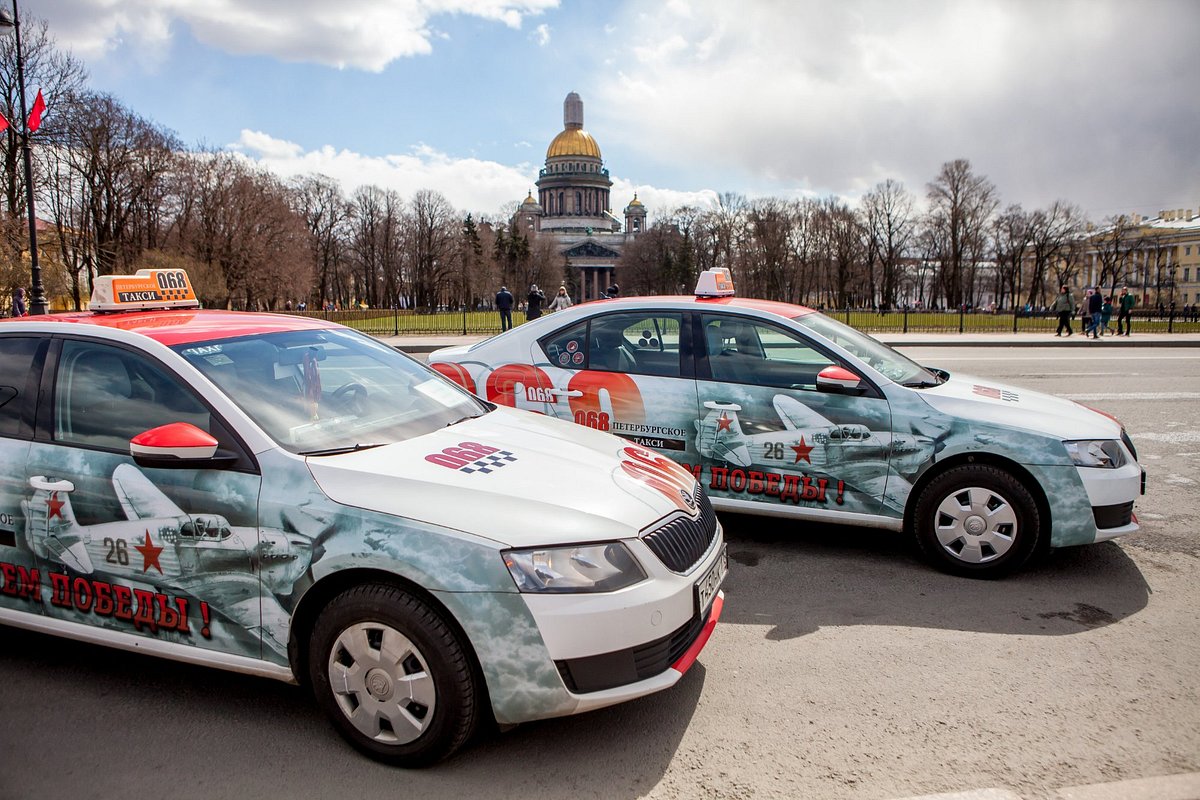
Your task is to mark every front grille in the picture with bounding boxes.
[1094,501,1134,529]
[555,605,710,694]
[642,486,718,573]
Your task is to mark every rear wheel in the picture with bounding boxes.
[911,464,1041,578]
[308,583,479,766]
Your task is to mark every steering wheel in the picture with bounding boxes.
[330,382,370,416]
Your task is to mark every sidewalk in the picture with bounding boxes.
[379,331,1200,354]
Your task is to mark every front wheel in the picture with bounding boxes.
[308,583,479,766]
[910,464,1042,578]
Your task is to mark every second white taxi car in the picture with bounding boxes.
[0,269,726,766]
[431,269,1144,577]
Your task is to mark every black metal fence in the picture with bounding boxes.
[288,306,1200,337]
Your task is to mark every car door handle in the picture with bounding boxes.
[29,476,76,492]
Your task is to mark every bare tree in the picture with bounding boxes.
[0,15,86,301]
[925,159,997,308]
[65,92,178,276]
[861,179,916,310]
[1090,214,1138,299]
[743,198,795,301]
[171,151,309,308]
[1026,201,1084,307]
[404,189,457,309]
[289,174,351,308]
[348,184,403,307]
[991,204,1030,310]
[821,197,865,308]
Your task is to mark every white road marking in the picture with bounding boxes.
[1062,392,1200,401]
[1128,431,1200,442]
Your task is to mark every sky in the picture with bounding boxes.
[35,0,1200,224]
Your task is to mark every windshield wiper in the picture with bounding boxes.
[299,442,388,456]
[902,379,941,389]
[444,414,480,428]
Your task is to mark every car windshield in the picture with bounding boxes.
[173,328,489,454]
[792,312,939,386]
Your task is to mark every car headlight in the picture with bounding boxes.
[1064,439,1127,469]
[503,542,646,593]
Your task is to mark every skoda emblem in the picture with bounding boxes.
[680,488,696,510]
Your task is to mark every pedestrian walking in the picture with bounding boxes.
[606,282,620,299]
[526,284,546,320]
[495,285,514,331]
[1053,285,1074,336]
[550,285,572,312]
[1116,286,1135,336]
[1101,296,1113,336]
[1086,287,1103,339]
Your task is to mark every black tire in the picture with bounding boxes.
[307,583,479,766]
[910,464,1041,578]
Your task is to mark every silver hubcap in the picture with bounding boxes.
[327,622,437,745]
[934,486,1019,564]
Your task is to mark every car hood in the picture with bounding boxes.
[305,406,697,548]
[915,372,1124,441]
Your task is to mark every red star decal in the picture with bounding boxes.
[716,412,733,432]
[46,492,65,520]
[134,531,164,575]
[792,436,814,464]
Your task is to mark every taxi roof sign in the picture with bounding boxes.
[695,268,735,298]
[90,269,200,313]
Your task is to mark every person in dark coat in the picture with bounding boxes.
[606,282,620,299]
[496,286,514,331]
[12,287,27,317]
[1087,287,1103,339]
[526,284,545,320]
[1052,285,1074,336]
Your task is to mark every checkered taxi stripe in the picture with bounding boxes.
[458,451,518,474]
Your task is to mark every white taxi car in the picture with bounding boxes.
[431,269,1144,578]
[0,269,726,765]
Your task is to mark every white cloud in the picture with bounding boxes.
[47,0,559,71]
[609,179,718,217]
[231,129,534,216]
[231,130,718,226]
[534,23,551,46]
[593,0,1200,216]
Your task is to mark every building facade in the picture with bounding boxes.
[1077,208,1200,311]
[512,92,644,302]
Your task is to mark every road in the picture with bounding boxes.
[1,346,1198,800]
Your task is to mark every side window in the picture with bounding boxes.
[702,315,834,388]
[54,340,214,451]
[540,321,589,369]
[587,312,684,377]
[0,337,41,438]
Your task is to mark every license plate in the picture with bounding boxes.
[695,545,728,617]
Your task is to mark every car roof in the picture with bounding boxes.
[578,295,817,319]
[1,309,338,346]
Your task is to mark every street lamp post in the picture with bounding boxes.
[0,0,47,315]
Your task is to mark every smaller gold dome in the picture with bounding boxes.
[547,128,602,159]
[627,193,643,207]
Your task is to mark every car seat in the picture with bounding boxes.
[590,324,636,372]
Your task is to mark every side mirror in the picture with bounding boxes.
[816,365,864,395]
[130,423,237,469]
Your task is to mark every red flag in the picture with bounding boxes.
[27,90,45,132]
[0,111,8,133]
